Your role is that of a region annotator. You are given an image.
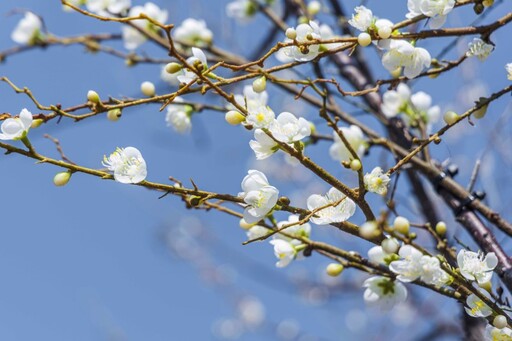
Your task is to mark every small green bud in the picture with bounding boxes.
[350,159,362,171]
[252,76,267,93]
[165,62,182,74]
[285,28,297,40]
[435,221,447,236]
[31,118,44,129]
[326,263,344,277]
[307,1,321,16]
[87,90,100,104]
[394,216,410,235]
[225,110,245,125]
[473,104,488,119]
[53,171,71,186]
[443,111,459,125]
[493,315,508,329]
[107,108,122,122]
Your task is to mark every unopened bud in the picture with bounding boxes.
[357,32,372,47]
[141,81,156,97]
[493,315,508,329]
[378,26,392,39]
[360,221,380,239]
[326,263,344,277]
[394,216,410,235]
[307,1,321,16]
[350,159,362,171]
[443,111,459,125]
[87,90,100,104]
[483,0,494,6]
[107,108,122,121]
[31,118,44,129]
[225,110,245,125]
[473,104,488,119]
[165,62,182,74]
[381,238,400,254]
[53,171,71,186]
[285,28,297,40]
[252,76,267,93]
[435,221,447,236]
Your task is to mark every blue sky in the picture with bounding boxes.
[0,1,511,340]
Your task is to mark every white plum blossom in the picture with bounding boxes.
[275,215,311,245]
[122,2,168,50]
[390,245,450,286]
[269,239,296,268]
[234,85,268,112]
[457,249,498,284]
[245,105,275,129]
[282,21,322,62]
[318,23,343,50]
[102,147,147,184]
[381,83,440,129]
[382,40,431,79]
[465,290,493,318]
[246,225,270,240]
[165,97,192,134]
[268,112,311,144]
[348,6,374,32]
[507,63,512,80]
[389,245,423,282]
[226,0,258,22]
[363,276,408,310]
[368,245,396,265]
[406,0,455,29]
[307,187,356,225]
[239,170,279,224]
[364,167,390,196]
[173,18,213,47]
[466,38,494,61]
[249,129,279,160]
[382,83,411,117]
[0,108,33,140]
[484,325,512,341]
[11,12,43,45]
[177,47,209,84]
[329,125,367,163]
[86,0,130,16]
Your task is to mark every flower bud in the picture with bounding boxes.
[326,263,344,277]
[473,104,488,119]
[493,315,508,329]
[53,171,71,186]
[285,28,297,40]
[443,111,459,125]
[307,1,321,16]
[435,221,447,236]
[31,118,44,129]
[225,110,245,125]
[381,238,400,254]
[165,62,182,74]
[87,90,100,104]
[483,0,494,6]
[141,81,156,97]
[360,221,380,239]
[393,216,410,235]
[252,76,267,93]
[107,108,122,121]
[378,26,392,39]
[350,159,362,171]
[357,32,372,47]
